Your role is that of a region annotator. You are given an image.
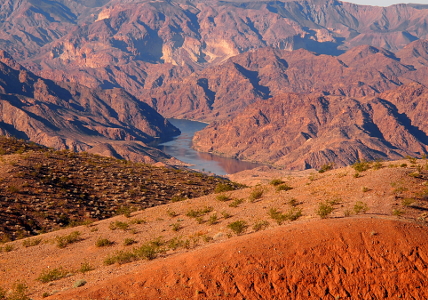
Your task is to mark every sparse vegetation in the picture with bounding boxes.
[253,220,270,232]
[5,281,30,300]
[171,223,182,231]
[353,201,369,214]
[166,209,178,217]
[276,183,292,192]
[392,209,404,217]
[227,220,248,235]
[216,193,231,201]
[214,183,234,193]
[249,187,264,202]
[208,214,218,225]
[318,163,334,173]
[109,221,130,231]
[186,206,213,218]
[402,198,415,207]
[79,262,94,273]
[104,242,159,265]
[229,198,244,208]
[268,207,302,224]
[269,178,285,186]
[352,160,371,172]
[95,237,114,247]
[37,267,69,283]
[73,279,87,288]
[55,231,82,248]
[221,211,232,219]
[124,238,137,246]
[22,238,42,248]
[315,202,334,219]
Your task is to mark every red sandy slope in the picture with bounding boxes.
[50,218,428,299]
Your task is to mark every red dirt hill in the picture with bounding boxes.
[50,218,428,299]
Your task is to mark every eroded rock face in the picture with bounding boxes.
[0,0,427,114]
[193,83,428,170]
[0,51,179,162]
[145,41,428,121]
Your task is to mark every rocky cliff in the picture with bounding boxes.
[0,51,179,163]
[193,83,428,170]
[0,0,427,112]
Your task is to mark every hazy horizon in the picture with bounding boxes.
[344,0,428,6]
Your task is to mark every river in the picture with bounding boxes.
[154,119,263,175]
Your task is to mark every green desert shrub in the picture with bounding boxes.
[37,267,69,283]
[315,202,334,219]
[56,231,82,248]
[227,220,248,235]
[353,201,369,214]
[95,238,114,247]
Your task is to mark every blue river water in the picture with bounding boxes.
[154,119,263,175]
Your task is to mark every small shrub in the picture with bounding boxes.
[227,220,248,235]
[318,163,334,173]
[229,198,244,208]
[214,183,234,193]
[171,195,186,202]
[186,206,213,218]
[352,160,371,172]
[37,267,69,283]
[8,281,30,300]
[269,178,284,186]
[402,198,415,207]
[104,251,137,265]
[116,206,134,218]
[392,209,404,217]
[96,238,114,247]
[129,218,146,225]
[276,184,292,192]
[134,243,158,260]
[344,209,352,217]
[400,163,408,168]
[109,221,129,231]
[406,156,417,164]
[253,220,269,232]
[73,279,87,288]
[353,172,361,178]
[361,186,370,192]
[4,244,14,252]
[216,194,231,202]
[208,214,218,225]
[22,238,42,248]
[408,171,422,178]
[56,231,82,248]
[221,211,232,219]
[372,160,383,170]
[171,223,182,232]
[288,198,298,207]
[124,238,137,246]
[353,201,369,214]
[166,209,178,217]
[249,187,264,202]
[79,262,93,273]
[195,217,205,224]
[315,202,334,219]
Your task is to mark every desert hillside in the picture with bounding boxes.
[0,156,427,299]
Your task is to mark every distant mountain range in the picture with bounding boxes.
[0,0,427,168]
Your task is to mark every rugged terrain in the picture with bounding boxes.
[0,157,427,299]
[0,51,180,163]
[0,136,241,242]
[193,82,428,170]
[146,40,428,121]
[0,0,427,113]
